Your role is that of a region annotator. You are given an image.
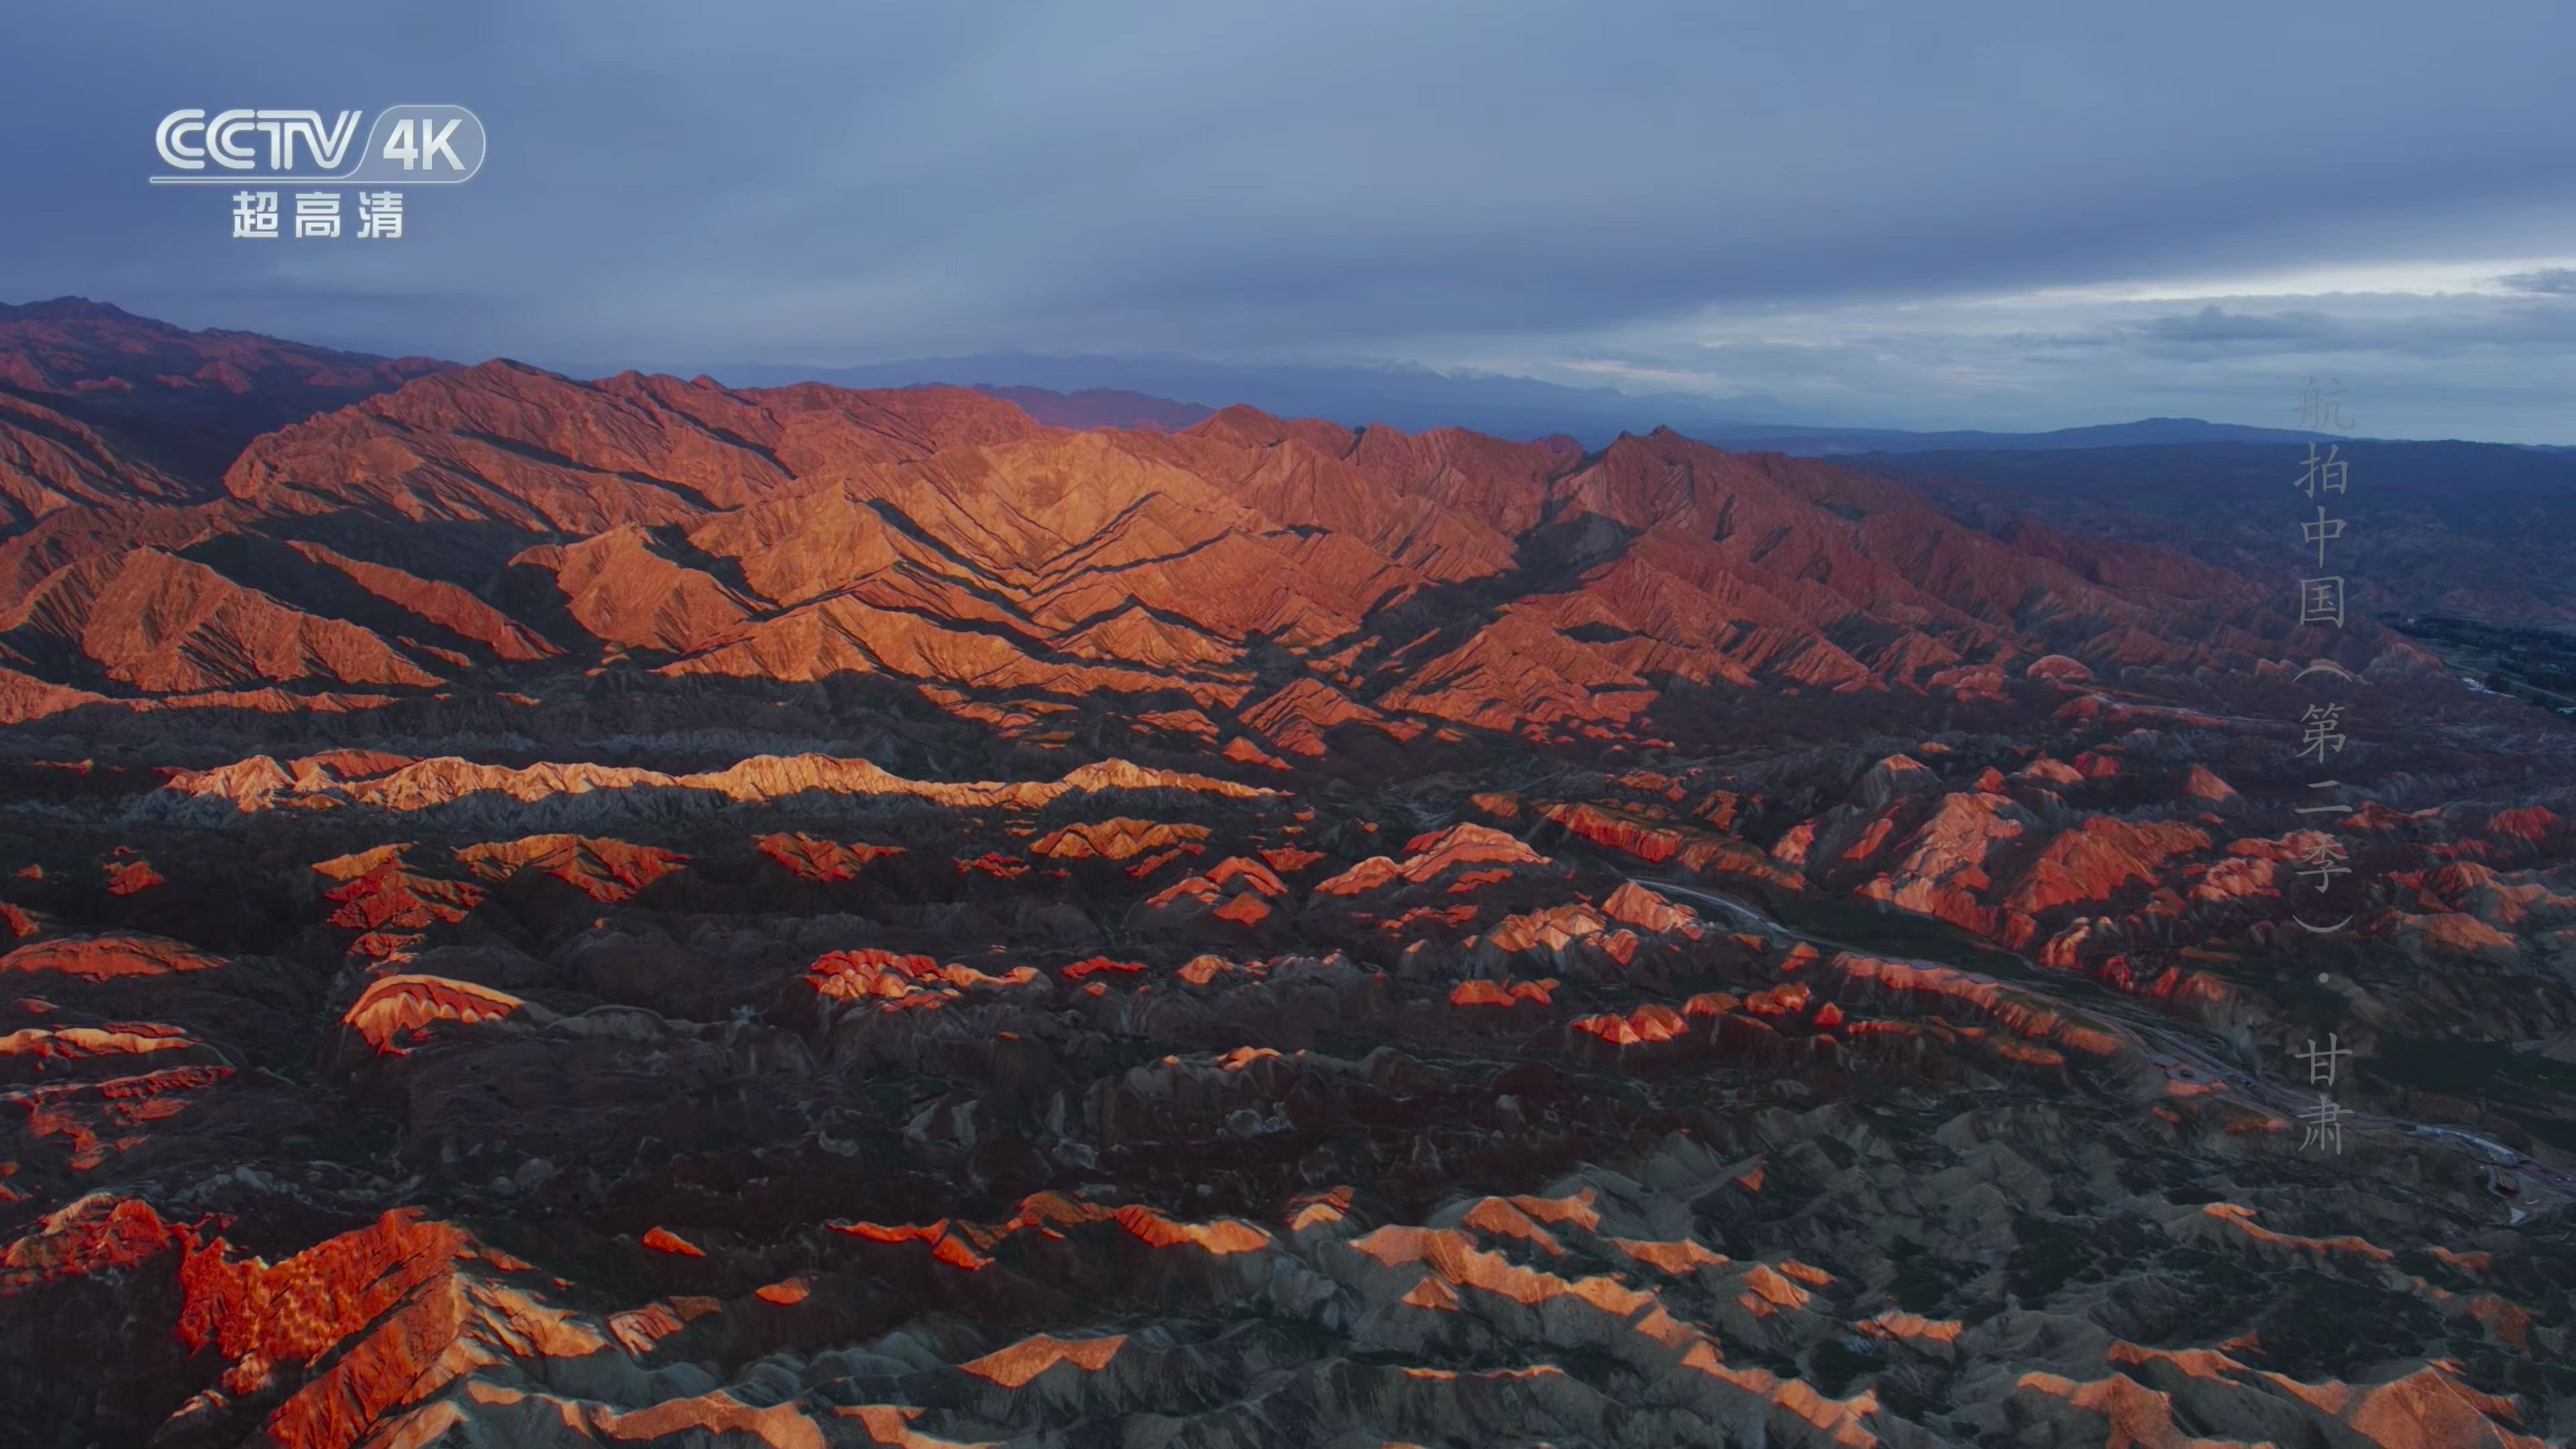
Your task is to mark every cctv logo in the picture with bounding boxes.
[149,105,486,185]
[156,111,366,172]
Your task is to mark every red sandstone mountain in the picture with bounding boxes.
[0,346,2396,747]
[0,299,447,405]
[0,299,453,510]
[0,390,198,530]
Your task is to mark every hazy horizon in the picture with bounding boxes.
[7,1,2574,441]
[14,292,2563,451]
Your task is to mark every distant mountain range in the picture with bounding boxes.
[0,296,2369,735]
[9,296,2538,458]
[7,294,2567,642]
[1852,439,2576,620]
[689,352,2389,455]
[1686,417,2400,456]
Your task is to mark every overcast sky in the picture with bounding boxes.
[7,1,2574,441]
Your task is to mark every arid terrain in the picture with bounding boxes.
[2,299,2573,1448]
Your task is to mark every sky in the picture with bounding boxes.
[6,1,2575,441]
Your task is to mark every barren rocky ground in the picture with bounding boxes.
[1,299,2571,1448]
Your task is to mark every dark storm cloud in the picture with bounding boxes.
[2125,301,2576,358]
[2135,307,2347,347]
[3,1,2573,438]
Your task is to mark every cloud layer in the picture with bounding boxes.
[8,1,2573,440]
